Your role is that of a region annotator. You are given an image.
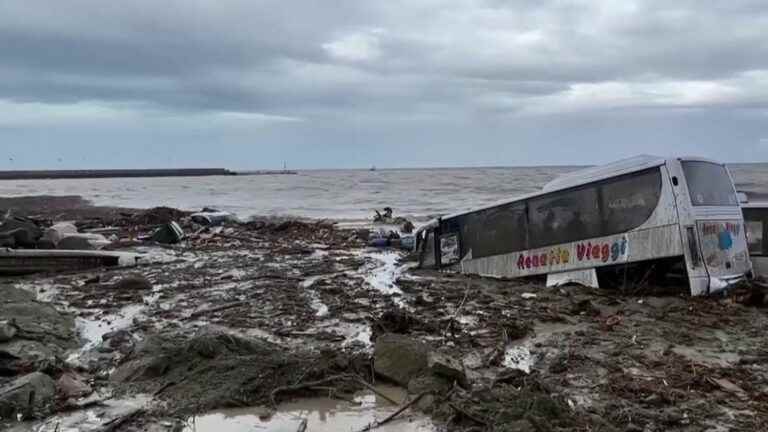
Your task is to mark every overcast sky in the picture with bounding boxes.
[1,0,767,169]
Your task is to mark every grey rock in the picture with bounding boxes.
[0,287,35,304]
[41,223,78,246]
[35,239,57,249]
[0,372,56,419]
[0,291,76,347]
[0,216,42,248]
[112,275,152,291]
[0,321,17,342]
[374,333,429,386]
[408,373,453,394]
[0,228,40,248]
[407,374,450,412]
[99,329,136,355]
[57,233,111,250]
[0,287,76,373]
[56,372,93,399]
[428,351,468,388]
[0,339,58,373]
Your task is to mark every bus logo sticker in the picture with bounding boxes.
[576,237,628,262]
[701,222,740,251]
[516,236,629,270]
[717,230,733,251]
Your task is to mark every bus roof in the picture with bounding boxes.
[542,154,666,192]
[425,155,667,227]
[414,155,730,236]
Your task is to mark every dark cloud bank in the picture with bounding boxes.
[1,0,767,169]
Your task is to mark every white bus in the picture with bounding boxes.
[415,155,751,296]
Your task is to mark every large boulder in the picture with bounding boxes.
[0,339,58,372]
[0,289,76,345]
[374,333,429,386]
[57,233,111,250]
[0,372,56,419]
[0,229,38,248]
[0,216,42,248]
[40,222,78,246]
[0,287,76,374]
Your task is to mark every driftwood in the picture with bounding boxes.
[102,408,145,432]
[296,418,308,432]
[357,392,432,432]
[354,376,401,406]
[270,373,402,411]
[214,232,264,244]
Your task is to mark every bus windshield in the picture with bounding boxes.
[681,161,738,206]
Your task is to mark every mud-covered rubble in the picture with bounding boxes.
[1,204,430,427]
[112,330,369,415]
[1,201,767,431]
[0,287,86,423]
[390,271,768,431]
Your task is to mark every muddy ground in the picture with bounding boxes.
[1,196,767,431]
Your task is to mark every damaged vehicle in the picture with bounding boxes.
[415,155,752,295]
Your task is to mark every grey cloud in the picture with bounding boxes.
[0,0,767,169]
[1,0,766,112]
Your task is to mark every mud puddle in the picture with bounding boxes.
[8,395,151,432]
[503,320,588,373]
[362,250,408,297]
[184,386,435,432]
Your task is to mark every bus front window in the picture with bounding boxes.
[681,161,738,206]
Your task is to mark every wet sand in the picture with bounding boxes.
[0,195,138,221]
[1,196,767,431]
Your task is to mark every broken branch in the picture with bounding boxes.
[270,374,353,407]
[357,392,432,432]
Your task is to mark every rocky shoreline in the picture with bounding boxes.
[0,196,767,431]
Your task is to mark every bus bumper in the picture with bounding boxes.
[708,274,749,295]
[689,274,749,296]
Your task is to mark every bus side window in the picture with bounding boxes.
[460,202,527,259]
[529,186,600,248]
[600,168,662,233]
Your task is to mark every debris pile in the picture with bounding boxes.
[0,287,82,421]
[0,196,766,431]
[113,330,366,414]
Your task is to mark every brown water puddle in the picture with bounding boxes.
[183,386,436,432]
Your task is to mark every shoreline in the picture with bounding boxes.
[0,195,141,222]
[0,196,766,431]
[0,168,236,181]
[0,194,432,226]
